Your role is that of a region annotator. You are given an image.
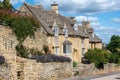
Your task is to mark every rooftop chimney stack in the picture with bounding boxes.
[51,2,58,14]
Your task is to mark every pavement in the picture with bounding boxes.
[64,71,120,80]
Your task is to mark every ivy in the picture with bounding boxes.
[0,9,39,43]
[0,9,39,58]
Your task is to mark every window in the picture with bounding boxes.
[92,33,94,37]
[63,28,68,37]
[63,44,72,54]
[82,48,85,56]
[54,27,58,36]
[81,38,84,44]
[73,24,78,31]
[55,47,59,55]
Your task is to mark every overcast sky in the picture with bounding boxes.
[1,0,120,43]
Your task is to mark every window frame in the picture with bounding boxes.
[63,44,72,54]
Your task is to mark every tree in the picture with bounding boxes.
[0,0,13,10]
[107,35,120,53]
[84,48,109,68]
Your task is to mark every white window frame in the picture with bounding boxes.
[74,24,78,31]
[82,48,85,56]
[81,38,84,44]
[63,44,72,54]
[55,47,59,55]
[54,27,58,36]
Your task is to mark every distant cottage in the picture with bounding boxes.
[19,2,102,62]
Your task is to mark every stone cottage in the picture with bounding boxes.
[19,2,102,62]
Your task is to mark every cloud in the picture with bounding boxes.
[75,16,99,22]
[75,16,100,27]
[10,0,25,5]
[93,26,120,43]
[75,16,120,43]
[112,18,120,23]
[34,0,120,15]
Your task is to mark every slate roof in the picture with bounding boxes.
[79,26,102,43]
[19,3,102,43]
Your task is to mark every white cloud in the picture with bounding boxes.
[75,16,99,22]
[93,26,120,43]
[112,18,120,23]
[10,0,25,5]
[35,0,120,15]
[75,15,120,43]
[75,16,100,27]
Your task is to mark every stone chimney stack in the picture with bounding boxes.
[82,19,90,29]
[51,2,58,14]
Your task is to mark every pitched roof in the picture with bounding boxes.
[79,26,102,43]
[19,3,102,43]
[21,3,88,38]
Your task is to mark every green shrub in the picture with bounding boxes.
[29,48,43,56]
[0,9,40,58]
[0,9,39,43]
[109,53,119,63]
[73,61,78,67]
[84,48,109,68]
[16,44,29,58]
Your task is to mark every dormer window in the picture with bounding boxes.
[54,27,58,36]
[53,20,58,36]
[63,24,68,38]
[92,33,95,38]
[73,23,78,31]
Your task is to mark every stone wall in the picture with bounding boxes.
[74,63,120,78]
[17,57,73,80]
[0,54,73,80]
[0,64,11,80]
[0,25,47,53]
[0,25,72,80]
[23,31,47,51]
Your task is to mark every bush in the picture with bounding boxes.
[109,53,119,63]
[73,61,78,67]
[30,54,71,63]
[0,9,39,43]
[16,44,29,58]
[29,48,43,56]
[0,55,5,65]
[84,48,109,68]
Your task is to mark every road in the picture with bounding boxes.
[90,73,120,80]
[65,72,120,80]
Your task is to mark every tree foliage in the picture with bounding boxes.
[0,9,39,43]
[84,48,109,68]
[107,35,120,53]
[0,0,13,10]
[0,9,39,58]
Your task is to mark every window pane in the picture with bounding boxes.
[55,47,59,55]
[63,44,72,54]
[82,48,85,56]
[63,45,66,53]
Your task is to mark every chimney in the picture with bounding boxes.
[51,2,58,14]
[82,18,90,29]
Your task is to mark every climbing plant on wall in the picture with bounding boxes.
[0,9,39,58]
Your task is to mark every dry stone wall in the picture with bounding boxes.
[23,31,47,51]
[0,64,11,80]
[0,25,47,53]
[0,25,73,80]
[73,63,120,78]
